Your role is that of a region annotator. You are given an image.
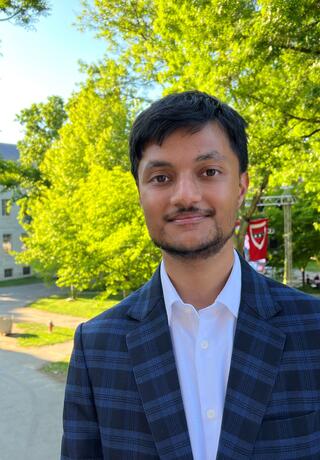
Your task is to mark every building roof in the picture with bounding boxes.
[0,143,19,161]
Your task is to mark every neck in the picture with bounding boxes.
[162,241,235,309]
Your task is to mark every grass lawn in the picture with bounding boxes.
[41,360,69,378]
[29,294,119,319]
[0,276,42,288]
[16,322,74,347]
[305,260,320,273]
[298,285,320,297]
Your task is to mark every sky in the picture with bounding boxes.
[0,0,106,144]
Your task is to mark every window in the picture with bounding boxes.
[4,268,13,278]
[3,234,12,252]
[22,215,32,225]
[1,199,10,216]
[23,266,31,275]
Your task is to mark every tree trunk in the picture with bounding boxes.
[70,285,76,300]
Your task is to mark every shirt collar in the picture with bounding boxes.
[161,249,241,325]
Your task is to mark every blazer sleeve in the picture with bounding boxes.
[61,323,103,460]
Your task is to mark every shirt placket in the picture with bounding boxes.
[195,309,220,460]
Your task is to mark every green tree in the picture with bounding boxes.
[0,0,50,26]
[17,166,158,294]
[16,95,67,168]
[16,60,159,295]
[0,96,67,211]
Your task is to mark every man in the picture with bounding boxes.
[61,91,320,459]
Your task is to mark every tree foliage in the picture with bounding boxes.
[17,165,159,294]
[15,61,160,294]
[0,96,66,211]
[0,0,50,26]
[16,95,67,168]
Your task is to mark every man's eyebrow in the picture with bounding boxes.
[196,151,227,162]
[144,160,172,169]
[143,151,226,170]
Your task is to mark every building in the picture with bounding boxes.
[0,143,32,280]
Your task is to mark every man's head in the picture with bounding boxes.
[129,90,248,182]
[130,91,249,260]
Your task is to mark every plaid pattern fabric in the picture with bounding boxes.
[61,257,320,459]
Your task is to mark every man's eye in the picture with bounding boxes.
[151,175,169,183]
[203,168,219,177]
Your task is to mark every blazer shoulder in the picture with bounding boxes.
[264,274,320,314]
[78,288,142,342]
[75,269,163,351]
[71,289,145,355]
[84,287,143,327]
[81,267,163,334]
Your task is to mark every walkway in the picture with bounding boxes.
[0,349,65,460]
[0,282,85,360]
[0,282,65,315]
[0,282,84,460]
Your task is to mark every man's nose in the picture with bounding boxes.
[170,174,202,207]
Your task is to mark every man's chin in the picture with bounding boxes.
[152,234,232,260]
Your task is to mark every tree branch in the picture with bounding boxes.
[276,43,320,56]
[0,9,23,22]
[302,128,320,138]
[283,113,320,123]
[248,94,320,123]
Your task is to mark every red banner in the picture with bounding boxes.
[247,218,268,261]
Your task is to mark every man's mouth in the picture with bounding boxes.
[165,208,214,224]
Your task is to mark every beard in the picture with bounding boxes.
[152,223,235,260]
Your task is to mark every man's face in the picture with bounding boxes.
[137,122,248,260]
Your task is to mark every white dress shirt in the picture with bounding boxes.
[160,250,241,460]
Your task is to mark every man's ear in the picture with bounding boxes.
[238,172,249,208]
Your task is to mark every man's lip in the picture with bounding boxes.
[166,213,211,223]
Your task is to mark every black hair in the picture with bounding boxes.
[129,90,248,181]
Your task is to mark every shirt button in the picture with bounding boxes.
[206,409,216,419]
[200,340,209,349]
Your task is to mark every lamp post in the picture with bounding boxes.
[250,188,296,286]
[281,187,294,286]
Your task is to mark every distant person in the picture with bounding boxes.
[61,91,320,460]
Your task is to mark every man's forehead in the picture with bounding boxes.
[142,121,219,150]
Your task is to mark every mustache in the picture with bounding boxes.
[164,206,215,222]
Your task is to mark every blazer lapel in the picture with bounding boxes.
[126,268,193,460]
[217,259,286,460]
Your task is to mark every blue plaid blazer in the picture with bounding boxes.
[61,257,320,459]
